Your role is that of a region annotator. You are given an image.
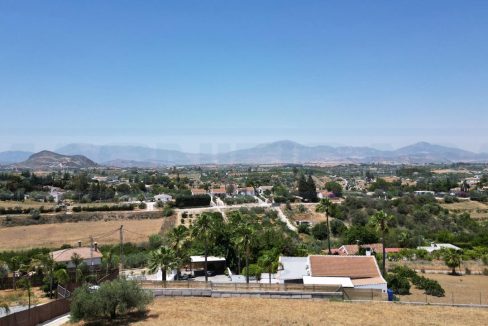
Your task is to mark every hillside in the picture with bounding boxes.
[13,151,98,170]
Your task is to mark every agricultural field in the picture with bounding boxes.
[120,297,488,326]
[441,200,488,220]
[395,274,488,305]
[0,216,176,250]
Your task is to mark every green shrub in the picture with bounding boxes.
[386,273,410,295]
[70,278,153,322]
[242,264,262,279]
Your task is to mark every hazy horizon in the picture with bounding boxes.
[2,137,488,155]
[1,1,487,154]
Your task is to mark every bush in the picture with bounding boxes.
[242,264,262,279]
[311,222,328,240]
[297,223,310,234]
[175,195,211,208]
[386,273,410,295]
[70,278,153,322]
[162,206,174,217]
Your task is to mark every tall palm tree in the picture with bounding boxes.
[147,246,177,284]
[236,223,255,284]
[316,198,333,254]
[191,212,219,282]
[443,249,462,275]
[70,253,84,285]
[39,254,56,299]
[168,225,189,279]
[369,210,393,276]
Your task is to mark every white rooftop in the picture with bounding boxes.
[190,256,226,263]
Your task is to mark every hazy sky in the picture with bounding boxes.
[1,1,487,153]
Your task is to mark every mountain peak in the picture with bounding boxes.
[14,151,97,170]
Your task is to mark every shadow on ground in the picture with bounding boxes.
[82,310,160,326]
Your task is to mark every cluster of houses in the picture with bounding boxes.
[190,185,256,197]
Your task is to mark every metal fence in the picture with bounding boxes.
[395,291,488,305]
[140,280,387,300]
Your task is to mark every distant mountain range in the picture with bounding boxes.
[1,141,488,168]
[11,151,98,170]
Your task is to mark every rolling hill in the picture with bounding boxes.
[12,151,98,170]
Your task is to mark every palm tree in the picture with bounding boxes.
[258,251,277,285]
[191,212,219,282]
[70,253,84,285]
[443,249,462,275]
[54,268,69,287]
[147,246,177,285]
[236,223,255,284]
[316,198,333,254]
[8,256,20,290]
[39,254,56,299]
[369,210,393,276]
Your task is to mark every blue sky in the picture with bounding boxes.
[1,0,487,153]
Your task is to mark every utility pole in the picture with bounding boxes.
[119,225,124,271]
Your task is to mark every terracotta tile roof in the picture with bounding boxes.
[50,247,103,263]
[191,188,208,195]
[309,255,382,279]
[211,186,226,193]
[351,277,386,286]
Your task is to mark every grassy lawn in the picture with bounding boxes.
[0,218,168,250]
[396,274,488,305]
[101,297,488,326]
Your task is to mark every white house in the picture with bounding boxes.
[257,186,273,195]
[417,243,461,253]
[154,194,173,203]
[236,187,255,196]
[276,255,387,292]
[305,255,387,292]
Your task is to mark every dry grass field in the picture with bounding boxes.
[117,297,488,326]
[0,200,56,210]
[0,287,52,306]
[397,274,488,305]
[283,204,327,224]
[0,218,168,250]
[441,200,488,220]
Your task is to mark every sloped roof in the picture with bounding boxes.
[50,247,102,263]
[308,255,382,279]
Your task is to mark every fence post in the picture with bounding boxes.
[480,292,482,305]
[452,292,454,304]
